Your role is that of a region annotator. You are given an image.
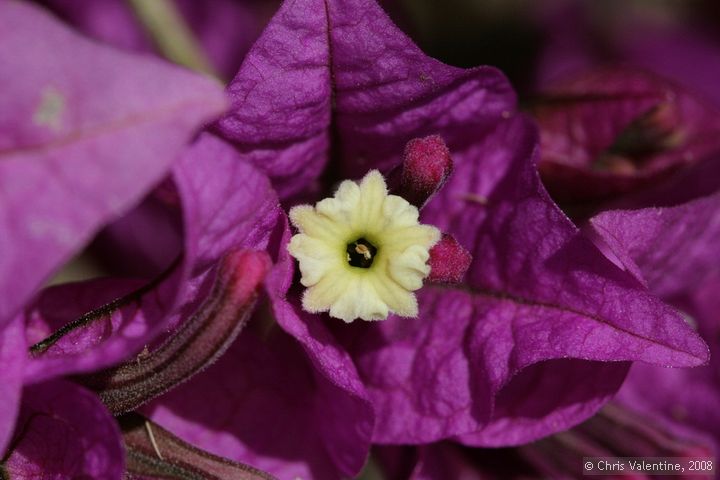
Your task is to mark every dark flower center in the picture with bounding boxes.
[346,238,377,268]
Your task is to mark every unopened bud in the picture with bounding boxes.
[398,135,453,209]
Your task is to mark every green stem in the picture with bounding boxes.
[127,0,219,78]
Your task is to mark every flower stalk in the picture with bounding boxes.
[77,250,270,414]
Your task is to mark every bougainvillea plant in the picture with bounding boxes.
[1,0,718,479]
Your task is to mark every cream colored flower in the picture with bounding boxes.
[288,170,440,322]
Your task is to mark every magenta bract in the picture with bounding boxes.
[0,1,227,329]
[3,380,124,479]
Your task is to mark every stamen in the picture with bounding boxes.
[355,244,371,260]
[346,238,377,268]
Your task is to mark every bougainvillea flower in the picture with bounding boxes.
[96,3,708,477]
[288,170,441,321]
[118,134,461,478]
[530,67,720,207]
[0,1,227,329]
[8,0,716,478]
[209,0,707,453]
